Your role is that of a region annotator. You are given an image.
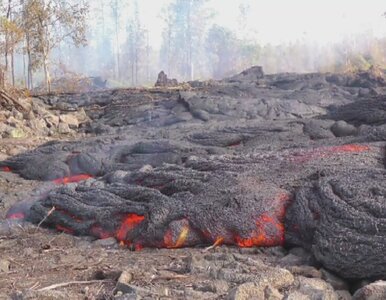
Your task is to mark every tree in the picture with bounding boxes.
[205,25,238,78]
[160,0,212,80]
[125,0,146,86]
[0,0,23,86]
[21,0,88,92]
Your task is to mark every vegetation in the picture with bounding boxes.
[0,0,385,91]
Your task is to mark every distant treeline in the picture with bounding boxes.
[1,0,385,91]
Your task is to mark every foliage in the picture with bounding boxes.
[0,0,386,90]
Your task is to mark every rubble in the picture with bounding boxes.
[0,91,90,139]
[353,281,386,300]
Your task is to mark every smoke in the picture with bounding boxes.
[11,0,386,88]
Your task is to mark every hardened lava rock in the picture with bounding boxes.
[285,168,386,279]
[27,166,291,250]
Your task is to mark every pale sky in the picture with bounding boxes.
[136,0,386,48]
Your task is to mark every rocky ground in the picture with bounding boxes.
[1,66,386,299]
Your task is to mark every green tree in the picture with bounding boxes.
[21,0,88,92]
[0,0,23,86]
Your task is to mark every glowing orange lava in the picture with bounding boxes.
[235,213,285,247]
[234,193,291,248]
[163,224,190,248]
[6,212,25,220]
[53,174,93,184]
[116,214,145,242]
[329,144,370,153]
[289,144,370,164]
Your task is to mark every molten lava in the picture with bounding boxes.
[163,224,190,248]
[52,174,93,184]
[6,212,25,220]
[289,144,370,164]
[234,193,290,247]
[0,166,11,172]
[116,214,145,244]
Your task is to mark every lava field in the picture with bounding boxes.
[3,66,386,284]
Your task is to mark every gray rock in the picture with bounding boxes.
[280,253,315,267]
[353,280,386,300]
[114,291,138,300]
[24,109,36,120]
[12,109,24,120]
[6,116,20,127]
[303,120,335,140]
[321,269,349,291]
[58,122,72,134]
[194,280,229,294]
[227,66,264,82]
[227,283,283,300]
[226,282,267,300]
[115,271,134,294]
[59,114,79,128]
[184,288,217,299]
[287,265,322,278]
[0,259,10,272]
[225,264,294,299]
[191,109,210,121]
[285,290,311,300]
[336,290,352,300]
[265,285,283,300]
[155,71,178,87]
[212,280,230,294]
[296,277,339,300]
[44,115,60,128]
[331,121,357,137]
[28,118,47,131]
[92,237,118,248]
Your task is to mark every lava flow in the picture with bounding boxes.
[52,174,94,184]
[288,144,370,164]
[116,214,146,250]
[0,166,11,172]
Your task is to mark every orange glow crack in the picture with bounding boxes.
[53,174,93,185]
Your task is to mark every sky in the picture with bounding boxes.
[136,0,386,48]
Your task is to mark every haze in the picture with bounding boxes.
[4,0,386,89]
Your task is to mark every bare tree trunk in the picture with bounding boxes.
[187,0,193,80]
[146,31,150,82]
[135,38,138,85]
[11,50,15,86]
[4,0,12,85]
[131,53,134,86]
[23,53,27,88]
[114,0,120,79]
[167,27,171,76]
[26,34,33,90]
[43,54,51,93]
